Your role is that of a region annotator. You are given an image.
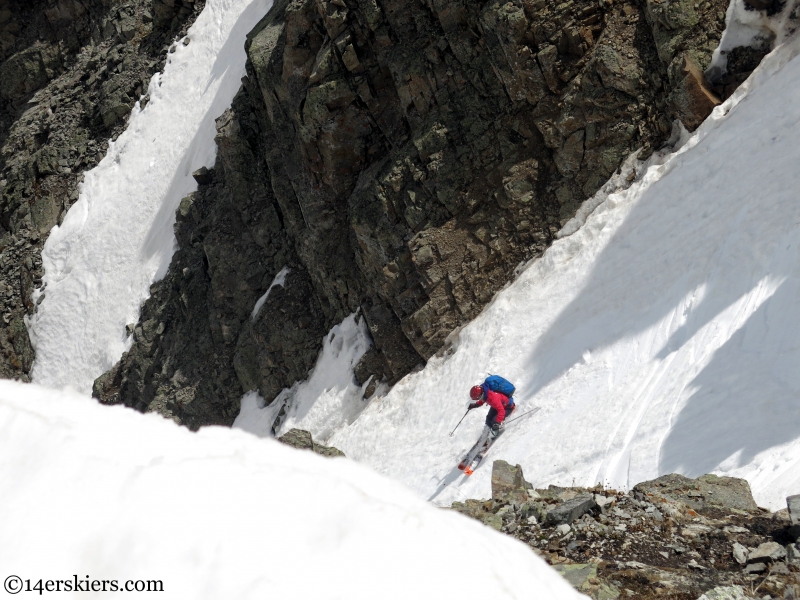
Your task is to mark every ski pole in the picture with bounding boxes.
[505,407,540,425]
[449,409,470,437]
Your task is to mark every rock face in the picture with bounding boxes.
[452,466,800,600]
[0,0,205,382]
[93,0,765,429]
[277,428,345,458]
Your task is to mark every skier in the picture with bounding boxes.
[457,376,516,472]
[468,382,516,440]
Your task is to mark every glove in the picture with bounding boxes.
[468,403,479,410]
[491,421,501,432]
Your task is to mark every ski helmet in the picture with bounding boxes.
[469,385,484,400]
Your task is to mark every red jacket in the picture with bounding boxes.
[475,389,512,423]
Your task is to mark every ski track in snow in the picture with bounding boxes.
[259,33,800,510]
[26,0,273,394]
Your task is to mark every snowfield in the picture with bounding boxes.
[255,33,800,510]
[27,0,273,394]
[0,380,584,600]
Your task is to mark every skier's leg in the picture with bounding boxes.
[462,425,493,474]
[484,407,505,444]
[459,425,492,469]
[485,408,498,427]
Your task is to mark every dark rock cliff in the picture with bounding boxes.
[92,0,763,430]
[0,0,205,381]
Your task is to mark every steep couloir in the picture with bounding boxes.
[0,0,206,382]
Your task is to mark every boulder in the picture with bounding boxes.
[520,500,548,524]
[594,494,615,510]
[491,460,529,506]
[277,429,345,458]
[788,524,800,542]
[192,166,213,185]
[633,473,758,512]
[773,507,791,522]
[732,542,748,565]
[697,586,747,600]
[546,493,597,525]
[0,46,59,102]
[787,543,800,564]
[745,562,767,574]
[787,494,800,525]
[153,0,182,30]
[747,541,786,564]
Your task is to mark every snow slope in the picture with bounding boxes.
[263,34,800,510]
[0,380,583,600]
[235,313,374,440]
[27,0,272,394]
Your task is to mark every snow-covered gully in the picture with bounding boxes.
[26,0,272,394]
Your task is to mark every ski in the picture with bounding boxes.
[457,424,497,476]
[463,440,493,475]
[456,407,540,475]
[457,426,491,472]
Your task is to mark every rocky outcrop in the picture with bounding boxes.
[642,0,726,127]
[277,428,345,457]
[634,473,760,513]
[93,0,769,429]
[452,465,800,600]
[492,460,531,506]
[0,0,205,382]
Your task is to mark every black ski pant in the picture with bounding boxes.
[485,404,515,427]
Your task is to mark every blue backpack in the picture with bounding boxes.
[483,375,515,398]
